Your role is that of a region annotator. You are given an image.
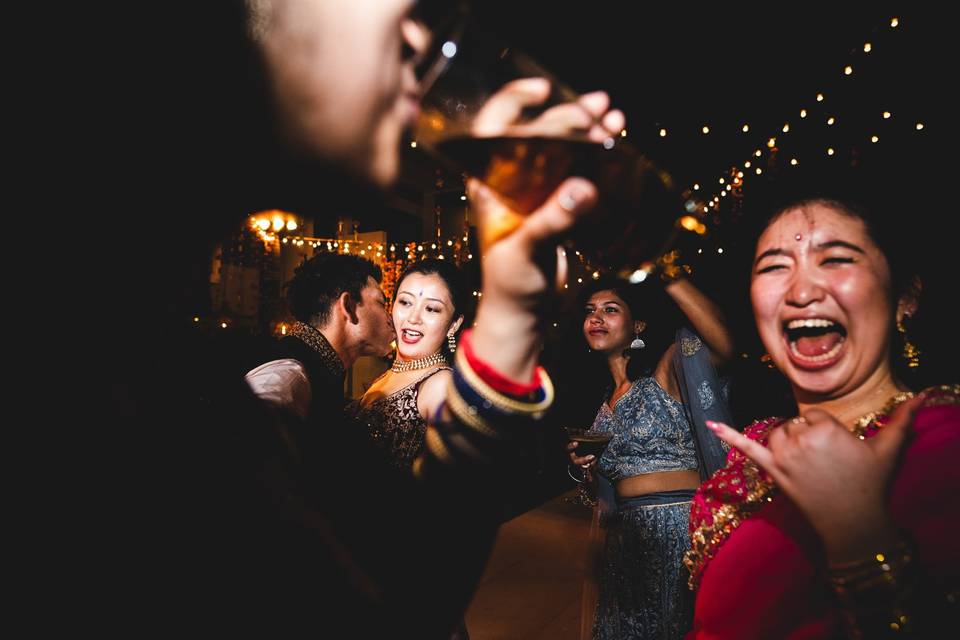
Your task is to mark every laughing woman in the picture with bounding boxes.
[686,182,960,638]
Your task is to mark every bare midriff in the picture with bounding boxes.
[615,469,700,498]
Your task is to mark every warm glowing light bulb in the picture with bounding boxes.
[844,65,853,76]
[864,42,872,52]
[816,93,824,102]
[659,128,667,137]
[701,126,709,134]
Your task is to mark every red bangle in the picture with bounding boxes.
[459,329,542,397]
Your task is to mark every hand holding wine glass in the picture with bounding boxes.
[566,429,613,483]
[416,12,683,275]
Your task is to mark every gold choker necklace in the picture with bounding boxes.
[391,352,448,373]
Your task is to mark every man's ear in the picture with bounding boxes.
[338,290,360,324]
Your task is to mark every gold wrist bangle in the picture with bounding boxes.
[446,382,502,439]
[424,426,456,466]
[454,347,555,416]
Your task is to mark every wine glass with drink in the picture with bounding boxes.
[565,427,614,483]
[415,7,687,278]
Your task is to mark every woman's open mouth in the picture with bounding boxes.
[400,328,423,344]
[783,318,847,369]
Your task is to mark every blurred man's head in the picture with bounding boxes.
[247,0,429,188]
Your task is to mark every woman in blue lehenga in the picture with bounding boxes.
[569,271,733,640]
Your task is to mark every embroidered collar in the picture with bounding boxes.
[290,321,345,378]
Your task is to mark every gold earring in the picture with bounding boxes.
[897,318,921,368]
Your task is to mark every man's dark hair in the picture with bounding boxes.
[285,253,382,326]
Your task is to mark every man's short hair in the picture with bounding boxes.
[285,253,382,326]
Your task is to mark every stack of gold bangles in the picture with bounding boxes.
[421,344,555,469]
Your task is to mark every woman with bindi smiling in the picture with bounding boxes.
[685,180,960,638]
[352,258,466,470]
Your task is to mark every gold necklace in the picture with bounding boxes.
[391,351,447,373]
[850,390,916,438]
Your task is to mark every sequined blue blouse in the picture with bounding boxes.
[591,376,698,482]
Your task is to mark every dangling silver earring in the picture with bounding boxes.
[630,331,645,350]
[447,331,457,353]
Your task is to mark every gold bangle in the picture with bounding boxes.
[829,539,914,589]
[424,426,455,466]
[454,347,555,416]
[446,382,502,439]
[829,539,917,637]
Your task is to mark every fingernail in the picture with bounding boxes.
[559,183,591,212]
[705,420,719,430]
[558,192,580,212]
